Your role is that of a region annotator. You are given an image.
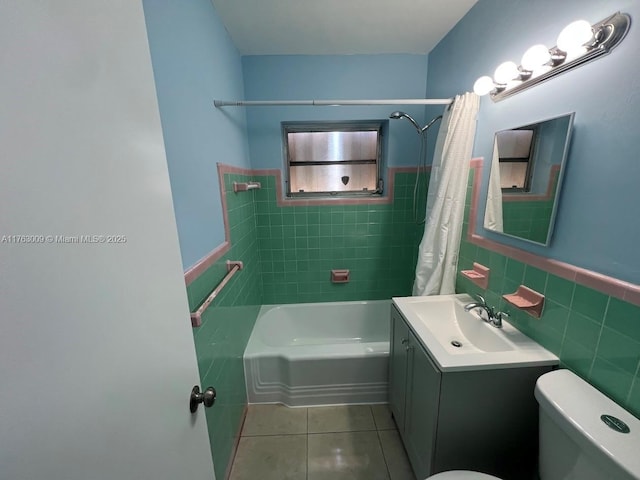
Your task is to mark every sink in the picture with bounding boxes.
[392,293,558,371]
[411,297,514,353]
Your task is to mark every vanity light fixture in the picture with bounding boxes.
[473,11,630,102]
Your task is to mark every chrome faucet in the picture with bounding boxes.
[464,294,494,318]
[464,294,509,328]
[490,310,510,328]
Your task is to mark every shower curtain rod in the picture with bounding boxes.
[213,98,453,107]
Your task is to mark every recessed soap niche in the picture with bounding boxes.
[461,262,490,289]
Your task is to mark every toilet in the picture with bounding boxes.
[426,369,640,480]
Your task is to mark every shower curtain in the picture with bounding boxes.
[483,137,504,232]
[413,92,480,296]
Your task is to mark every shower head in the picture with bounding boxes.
[389,111,443,134]
[389,111,422,133]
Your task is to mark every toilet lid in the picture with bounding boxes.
[426,471,503,480]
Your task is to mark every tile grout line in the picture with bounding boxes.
[625,358,640,407]
[371,404,379,430]
[238,404,410,479]
[372,406,393,480]
[587,296,611,379]
[307,429,377,435]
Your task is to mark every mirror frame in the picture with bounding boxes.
[483,112,575,246]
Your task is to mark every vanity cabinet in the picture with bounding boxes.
[389,304,552,480]
[389,307,441,477]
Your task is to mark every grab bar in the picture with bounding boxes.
[190,260,243,327]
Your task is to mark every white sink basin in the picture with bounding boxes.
[393,293,558,371]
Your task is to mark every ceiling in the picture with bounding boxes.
[211,0,478,56]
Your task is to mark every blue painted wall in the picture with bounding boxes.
[242,54,433,174]
[143,0,250,269]
[428,0,640,284]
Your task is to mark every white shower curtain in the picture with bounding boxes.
[413,92,480,296]
[483,137,504,232]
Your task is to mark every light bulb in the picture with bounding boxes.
[473,76,495,96]
[521,44,551,71]
[557,20,593,53]
[494,61,519,84]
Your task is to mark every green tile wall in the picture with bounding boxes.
[187,172,262,480]
[502,199,553,244]
[185,168,436,478]
[253,171,426,304]
[457,169,640,418]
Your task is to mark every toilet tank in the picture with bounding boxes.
[535,369,640,480]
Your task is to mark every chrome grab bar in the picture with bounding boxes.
[190,260,243,327]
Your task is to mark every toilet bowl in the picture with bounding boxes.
[426,472,500,479]
[425,369,640,480]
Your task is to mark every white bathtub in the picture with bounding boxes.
[244,300,390,407]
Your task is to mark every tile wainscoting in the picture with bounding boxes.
[186,164,428,477]
[457,160,640,417]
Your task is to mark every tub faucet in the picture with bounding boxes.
[464,294,508,328]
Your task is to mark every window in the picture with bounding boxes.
[283,122,383,197]
[496,127,537,192]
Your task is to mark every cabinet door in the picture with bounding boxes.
[389,306,410,432]
[404,331,442,480]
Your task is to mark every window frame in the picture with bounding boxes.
[282,121,384,198]
[498,125,538,193]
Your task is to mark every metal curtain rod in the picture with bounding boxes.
[213,98,453,107]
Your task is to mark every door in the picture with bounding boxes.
[0,2,215,480]
[404,331,442,480]
[389,306,410,432]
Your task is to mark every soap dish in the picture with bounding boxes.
[461,262,490,289]
[331,269,350,283]
[503,285,545,318]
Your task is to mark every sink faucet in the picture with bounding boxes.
[464,294,509,328]
[490,311,510,328]
[464,294,495,318]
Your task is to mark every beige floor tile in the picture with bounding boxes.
[378,429,416,480]
[229,434,307,480]
[308,431,390,480]
[242,404,307,436]
[307,405,376,433]
[371,404,397,430]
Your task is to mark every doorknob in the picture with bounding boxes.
[189,385,216,413]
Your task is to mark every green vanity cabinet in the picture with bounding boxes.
[389,305,441,479]
[404,328,442,479]
[389,304,552,480]
[389,305,410,430]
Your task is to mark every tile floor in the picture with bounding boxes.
[228,404,416,480]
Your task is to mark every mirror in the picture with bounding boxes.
[484,112,575,245]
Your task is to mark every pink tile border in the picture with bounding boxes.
[184,164,425,285]
[467,159,640,306]
[252,165,422,207]
[188,159,640,305]
[184,163,235,286]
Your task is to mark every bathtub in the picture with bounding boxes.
[244,300,390,407]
